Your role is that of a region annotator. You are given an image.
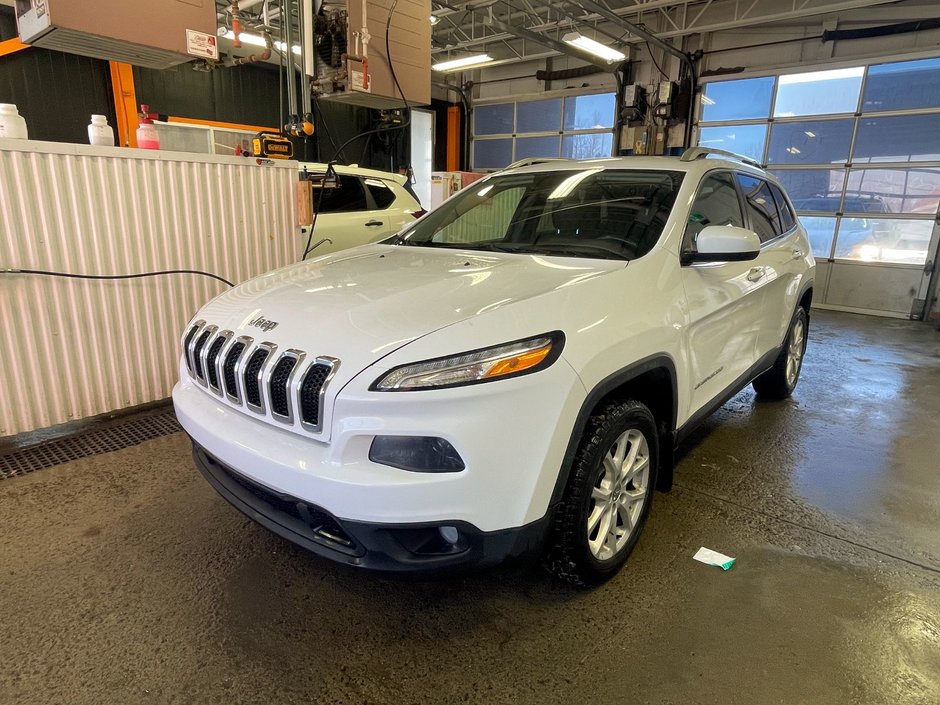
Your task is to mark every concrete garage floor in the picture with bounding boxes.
[1,310,939,705]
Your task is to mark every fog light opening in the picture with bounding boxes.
[439,525,460,545]
[369,435,466,473]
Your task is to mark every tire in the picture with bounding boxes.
[544,400,658,588]
[753,306,808,400]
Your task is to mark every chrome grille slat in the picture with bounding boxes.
[269,350,306,424]
[223,336,251,403]
[186,322,338,435]
[205,331,230,394]
[195,325,219,387]
[191,326,215,383]
[182,322,202,374]
[299,357,339,433]
[244,343,275,413]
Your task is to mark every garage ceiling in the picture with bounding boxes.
[215,0,932,70]
[429,0,914,66]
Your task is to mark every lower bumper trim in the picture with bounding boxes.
[191,440,550,573]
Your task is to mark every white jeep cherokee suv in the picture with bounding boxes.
[173,148,814,586]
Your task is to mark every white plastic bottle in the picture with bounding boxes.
[0,103,28,140]
[87,114,115,146]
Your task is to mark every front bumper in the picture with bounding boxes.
[192,441,550,572]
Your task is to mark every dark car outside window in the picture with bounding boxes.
[737,174,782,242]
[769,182,797,232]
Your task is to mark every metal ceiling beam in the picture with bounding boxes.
[570,0,689,71]
[431,0,903,55]
[484,15,619,70]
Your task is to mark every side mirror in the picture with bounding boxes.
[684,225,761,264]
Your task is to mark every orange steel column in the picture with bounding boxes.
[446,105,461,171]
[108,62,139,147]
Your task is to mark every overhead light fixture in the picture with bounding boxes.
[561,32,626,63]
[700,95,716,106]
[429,14,439,25]
[804,131,816,138]
[222,30,300,55]
[432,54,494,72]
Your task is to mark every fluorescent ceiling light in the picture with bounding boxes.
[700,95,716,105]
[562,33,626,63]
[222,30,300,55]
[432,54,494,72]
[778,66,864,85]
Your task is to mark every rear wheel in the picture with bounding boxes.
[545,400,658,588]
[753,306,808,400]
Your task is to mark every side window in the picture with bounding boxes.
[684,172,744,252]
[365,178,396,209]
[736,173,781,242]
[313,174,368,213]
[769,182,796,232]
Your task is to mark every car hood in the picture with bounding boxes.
[195,244,622,378]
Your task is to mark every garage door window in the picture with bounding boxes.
[472,92,616,170]
[697,55,940,267]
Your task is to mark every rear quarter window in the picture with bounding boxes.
[365,179,396,209]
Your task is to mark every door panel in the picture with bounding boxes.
[755,230,805,354]
[680,169,764,413]
[681,263,764,413]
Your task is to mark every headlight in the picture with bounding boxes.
[371,332,564,391]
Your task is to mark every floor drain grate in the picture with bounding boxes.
[0,410,182,480]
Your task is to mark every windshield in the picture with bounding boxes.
[392,168,684,260]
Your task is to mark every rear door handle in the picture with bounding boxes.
[747,267,764,282]
[792,249,804,260]
[365,220,384,227]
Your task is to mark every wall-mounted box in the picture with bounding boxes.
[15,0,217,70]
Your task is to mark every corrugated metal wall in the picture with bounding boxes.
[0,140,298,437]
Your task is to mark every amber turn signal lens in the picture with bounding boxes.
[484,345,553,378]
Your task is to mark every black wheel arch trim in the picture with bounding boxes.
[550,353,679,507]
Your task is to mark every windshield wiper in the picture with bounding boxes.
[524,244,631,261]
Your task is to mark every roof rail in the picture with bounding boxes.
[679,147,762,169]
[502,157,574,170]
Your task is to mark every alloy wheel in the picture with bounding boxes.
[586,429,650,561]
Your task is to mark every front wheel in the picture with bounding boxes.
[544,400,658,588]
[753,306,808,400]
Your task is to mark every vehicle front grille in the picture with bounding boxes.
[244,347,270,409]
[205,336,226,390]
[222,341,246,399]
[269,354,299,418]
[300,363,332,429]
[182,322,338,433]
[191,329,212,380]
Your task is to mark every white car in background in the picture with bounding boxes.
[297,162,424,257]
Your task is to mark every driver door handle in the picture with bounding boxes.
[365,220,384,227]
[747,267,764,282]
